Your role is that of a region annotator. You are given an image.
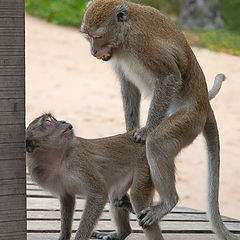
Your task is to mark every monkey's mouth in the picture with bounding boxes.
[63,124,73,133]
[98,49,113,61]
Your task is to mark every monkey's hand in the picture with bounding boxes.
[133,127,148,143]
[113,194,135,214]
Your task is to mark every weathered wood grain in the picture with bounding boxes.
[27,197,204,214]
[27,210,239,223]
[26,178,240,239]
[0,124,25,144]
[0,233,26,240]
[27,219,240,233]
[27,233,233,240]
[0,98,24,112]
[0,209,26,222]
[0,178,25,195]
[0,0,26,239]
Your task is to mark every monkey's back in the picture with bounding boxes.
[77,131,148,178]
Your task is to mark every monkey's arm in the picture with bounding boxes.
[59,193,75,240]
[134,74,180,143]
[119,71,141,131]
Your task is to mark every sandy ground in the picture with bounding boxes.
[26,15,240,219]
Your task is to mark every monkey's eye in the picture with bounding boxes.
[45,116,55,123]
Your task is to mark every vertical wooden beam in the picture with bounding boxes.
[0,0,26,239]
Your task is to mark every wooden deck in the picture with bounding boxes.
[27,175,240,240]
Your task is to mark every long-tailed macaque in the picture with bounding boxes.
[26,114,156,240]
[26,83,223,240]
[81,1,238,240]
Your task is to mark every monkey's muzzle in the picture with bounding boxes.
[94,47,113,61]
[63,123,73,133]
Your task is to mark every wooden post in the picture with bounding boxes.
[0,0,26,239]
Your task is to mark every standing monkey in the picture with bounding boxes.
[81,1,239,240]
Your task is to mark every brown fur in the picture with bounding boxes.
[26,114,161,240]
[81,1,238,240]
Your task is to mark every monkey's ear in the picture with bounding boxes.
[26,139,36,153]
[115,5,129,22]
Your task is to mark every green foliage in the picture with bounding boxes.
[25,0,89,26]
[25,0,240,55]
[220,0,240,32]
[185,29,240,56]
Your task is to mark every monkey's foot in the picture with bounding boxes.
[133,127,148,143]
[137,206,160,228]
[113,194,135,214]
[92,231,130,240]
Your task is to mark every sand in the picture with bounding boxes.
[26,15,240,219]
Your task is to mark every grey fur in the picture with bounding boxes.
[26,114,162,240]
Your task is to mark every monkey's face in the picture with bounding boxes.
[80,0,130,61]
[26,114,73,153]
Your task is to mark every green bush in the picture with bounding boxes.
[25,0,240,55]
[26,0,89,26]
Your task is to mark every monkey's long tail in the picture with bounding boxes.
[203,109,239,240]
[208,73,225,101]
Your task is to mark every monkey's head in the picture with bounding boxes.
[26,113,73,153]
[81,0,130,61]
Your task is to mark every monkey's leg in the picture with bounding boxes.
[92,196,132,240]
[130,171,163,240]
[138,107,206,228]
[74,193,108,240]
[59,193,76,240]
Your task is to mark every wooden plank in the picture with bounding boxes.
[0,233,26,240]
[0,195,25,212]
[27,197,204,214]
[0,111,24,125]
[0,220,26,234]
[0,56,24,66]
[27,219,240,233]
[0,124,25,144]
[0,0,25,7]
[0,17,24,28]
[128,233,240,240]
[0,35,24,46]
[0,66,25,76]
[0,0,26,238]
[27,210,239,223]
[0,46,25,56]
[0,178,25,195]
[27,233,222,240]
[0,12,24,18]
[0,209,26,222]
[0,144,25,159]
[0,88,25,99]
[0,76,25,87]
[0,98,24,112]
